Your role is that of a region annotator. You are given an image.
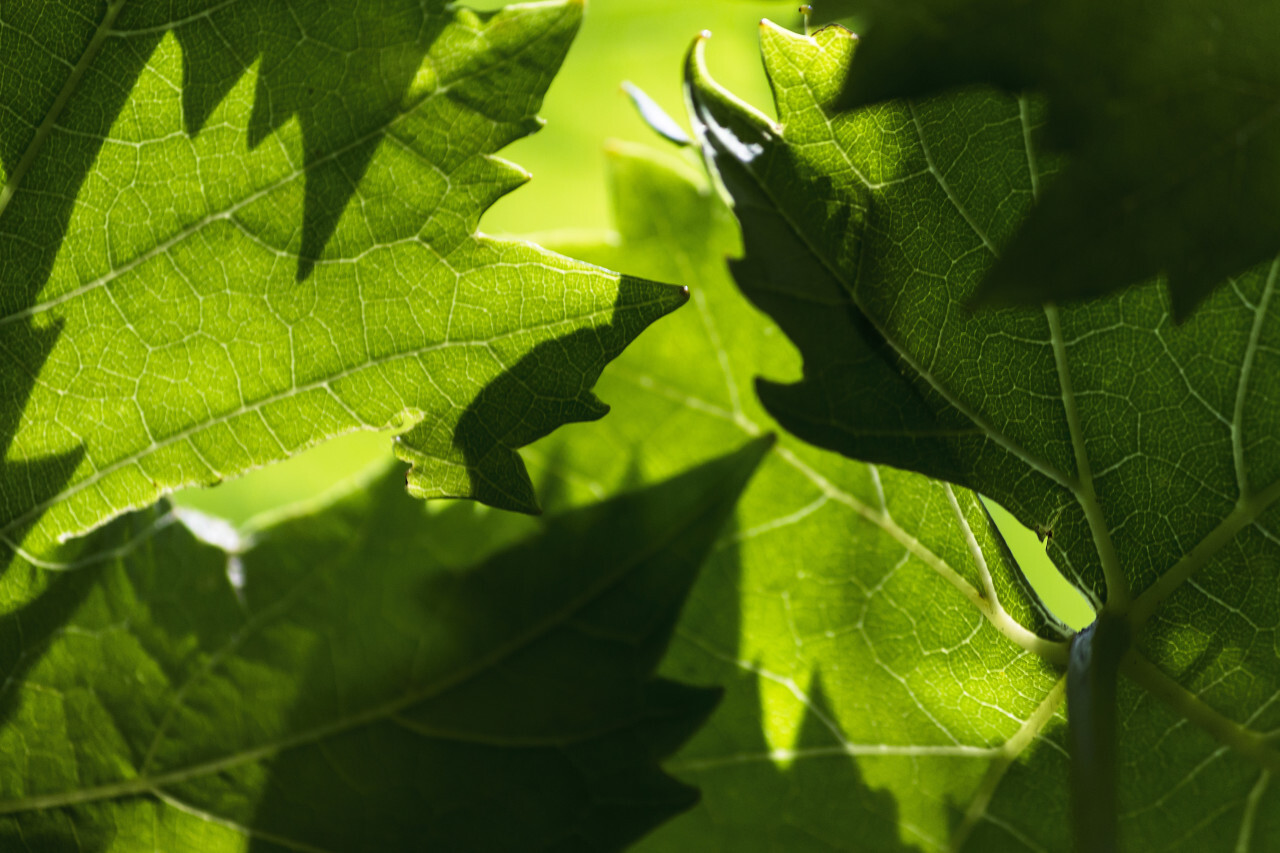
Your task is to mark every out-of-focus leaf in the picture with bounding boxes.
[0,0,684,562]
[815,0,1280,317]
[527,143,1070,851]
[0,435,771,850]
[684,20,1280,850]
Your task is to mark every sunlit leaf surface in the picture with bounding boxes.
[0,0,683,562]
[818,0,1280,317]
[0,436,769,849]
[528,144,1071,851]
[683,20,1280,850]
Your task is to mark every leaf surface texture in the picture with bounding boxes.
[818,0,1280,316]
[679,21,1280,850]
[0,0,683,561]
[0,435,769,849]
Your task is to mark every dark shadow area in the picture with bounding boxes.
[0,503,163,734]
[0,3,152,552]
[638,505,913,851]
[162,0,453,280]
[0,564,101,729]
[235,441,767,851]
[651,667,914,852]
[402,275,685,513]
[0,0,457,555]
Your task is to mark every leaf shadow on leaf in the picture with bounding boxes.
[0,319,86,558]
[0,562,99,732]
[654,669,919,851]
[0,9,157,552]
[1,0,457,552]
[642,519,915,852]
[401,277,687,513]
[164,0,455,281]
[233,440,775,851]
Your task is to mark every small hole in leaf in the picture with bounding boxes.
[980,496,1095,631]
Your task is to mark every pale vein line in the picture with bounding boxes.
[717,494,829,548]
[0,511,178,571]
[667,742,998,774]
[1130,474,1280,626]
[943,483,999,606]
[0,0,127,219]
[2,299,656,543]
[698,72,1074,494]
[150,789,335,853]
[950,676,1067,853]
[1017,96,1040,200]
[783,445,1068,663]
[104,0,238,36]
[1045,304,1128,608]
[1122,653,1280,773]
[1232,256,1278,498]
[0,475,729,816]
[1236,770,1271,853]
[909,102,999,256]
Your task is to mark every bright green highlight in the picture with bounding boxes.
[983,496,1095,631]
[826,0,1280,318]
[686,16,1280,851]
[0,428,768,847]
[529,143,1065,851]
[0,0,681,561]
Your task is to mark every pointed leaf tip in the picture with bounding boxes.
[622,81,692,147]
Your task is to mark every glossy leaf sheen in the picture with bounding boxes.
[818,0,1280,317]
[0,435,771,849]
[687,21,1280,850]
[0,0,684,561]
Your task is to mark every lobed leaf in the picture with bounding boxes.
[685,20,1280,850]
[0,0,684,562]
[527,143,1070,850]
[815,0,1280,318]
[0,434,770,850]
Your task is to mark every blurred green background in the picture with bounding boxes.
[175,0,801,523]
[173,0,1092,630]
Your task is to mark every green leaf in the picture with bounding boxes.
[814,0,1280,318]
[524,144,1080,850]
[0,0,684,562]
[0,433,769,849]
[685,20,1280,850]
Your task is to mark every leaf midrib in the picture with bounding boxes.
[0,300,653,543]
[0,455,741,815]
[0,0,127,221]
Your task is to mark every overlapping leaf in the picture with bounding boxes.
[814,0,1280,318]
[685,21,1280,850]
[0,433,770,850]
[0,0,684,562]
[521,144,1079,850]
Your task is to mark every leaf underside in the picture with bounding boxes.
[0,430,770,850]
[682,20,1280,851]
[523,142,1067,850]
[819,0,1280,319]
[0,0,684,562]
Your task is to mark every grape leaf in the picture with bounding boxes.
[521,143,1081,850]
[815,0,1280,319]
[0,433,769,850]
[0,0,684,562]
[684,20,1280,850]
